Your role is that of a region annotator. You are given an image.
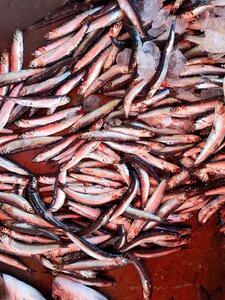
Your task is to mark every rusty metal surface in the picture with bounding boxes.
[0,1,225,299]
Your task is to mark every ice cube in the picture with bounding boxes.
[152,9,169,28]
[175,18,188,34]
[167,49,187,78]
[202,28,225,53]
[147,9,170,37]
[137,41,160,80]
[139,0,163,24]
[148,24,166,38]
[116,48,132,66]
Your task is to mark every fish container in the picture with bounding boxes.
[0,1,225,299]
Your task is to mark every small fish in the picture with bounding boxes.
[116,0,145,38]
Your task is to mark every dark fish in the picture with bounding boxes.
[28,177,68,231]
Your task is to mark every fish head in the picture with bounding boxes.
[46,252,56,260]
[0,227,10,235]
[29,56,43,68]
[0,233,11,246]
[25,205,34,214]
[110,21,123,37]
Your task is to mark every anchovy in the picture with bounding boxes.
[84,65,128,98]
[0,68,46,87]
[29,2,92,29]
[1,95,70,108]
[10,29,23,73]
[195,101,225,164]
[0,234,60,255]
[127,178,167,241]
[66,231,122,260]
[60,141,100,171]
[71,99,121,132]
[73,22,123,73]
[116,0,146,38]
[63,186,127,206]
[20,71,71,96]
[127,253,152,300]
[0,50,9,96]
[0,156,30,176]
[0,136,62,156]
[87,8,125,33]
[16,106,81,128]
[28,177,68,231]
[20,114,82,138]
[0,251,32,273]
[30,23,89,67]
[146,16,176,100]
[45,7,102,40]
[109,167,139,220]
[0,192,33,212]
[49,171,67,213]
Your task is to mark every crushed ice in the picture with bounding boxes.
[167,49,187,79]
[137,41,160,80]
[138,0,164,24]
[193,9,225,54]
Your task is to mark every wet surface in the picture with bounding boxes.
[0,1,225,299]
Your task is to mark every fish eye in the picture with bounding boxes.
[115,22,121,28]
[97,120,103,125]
[28,208,33,213]
[189,180,196,184]
[1,234,7,238]
[171,107,179,112]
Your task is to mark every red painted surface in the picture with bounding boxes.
[0,1,225,299]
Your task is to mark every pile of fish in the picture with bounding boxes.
[0,0,225,299]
